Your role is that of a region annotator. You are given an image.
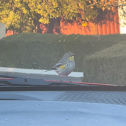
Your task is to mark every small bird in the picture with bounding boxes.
[52,52,75,82]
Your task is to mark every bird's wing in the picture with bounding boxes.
[52,62,62,70]
[52,56,67,70]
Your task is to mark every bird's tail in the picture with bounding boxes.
[45,70,54,72]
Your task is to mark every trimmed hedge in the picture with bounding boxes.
[83,56,126,86]
[83,41,126,85]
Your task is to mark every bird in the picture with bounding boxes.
[52,52,75,82]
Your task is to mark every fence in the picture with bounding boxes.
[59,8,120,35]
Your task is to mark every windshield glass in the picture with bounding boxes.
[0,0,126,87]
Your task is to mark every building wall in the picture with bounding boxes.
[0,23,6,39]
[60,8,120,35]
[118,1,126,34]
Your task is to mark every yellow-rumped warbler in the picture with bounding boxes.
[52,52,75,82]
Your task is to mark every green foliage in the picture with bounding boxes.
[83,56,126,86]
[0,0,113,32]
[0,0,40,32]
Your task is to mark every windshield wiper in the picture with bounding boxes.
[0,75,89,87]
[0,74,117,86]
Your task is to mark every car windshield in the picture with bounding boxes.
[0,0,126,87]
[1,1,126,126]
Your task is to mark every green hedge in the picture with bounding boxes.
[83,57,126,85]
[83,41,126,85]
[0,33,126,85]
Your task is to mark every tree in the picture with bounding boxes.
[0,0,40,32]
[0,0,125,33]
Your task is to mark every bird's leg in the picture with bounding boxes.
[66,76,72,83]
[59,75,63,82]
[59,75,72,82]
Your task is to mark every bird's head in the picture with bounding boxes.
[64,52,75,61]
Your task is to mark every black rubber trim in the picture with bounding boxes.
[0,85,126,91]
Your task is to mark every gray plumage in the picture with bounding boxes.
[52,52,75,77]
